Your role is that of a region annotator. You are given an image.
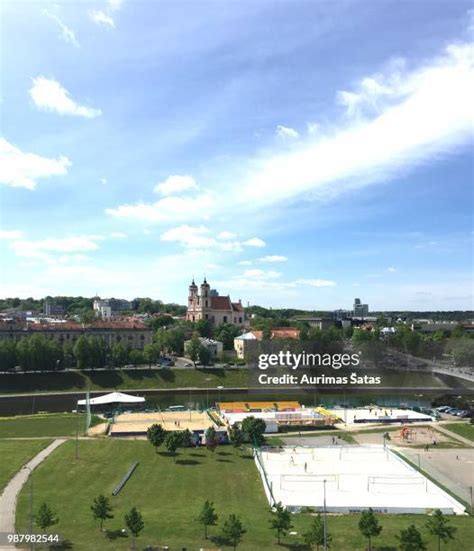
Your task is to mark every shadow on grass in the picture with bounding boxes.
[197,368,226,379]
[88,370,124,389]
[105,529,128,541]
[189,452,206,457]
[176,459,201,465]
[48,540,74,550]
[279,543,309,551]
[217,451,232,456]
[378,548,397,551]
[240,454,254,460]
[158,451,180,458]
[0,372,86,393]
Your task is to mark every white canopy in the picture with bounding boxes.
[77,391,145,406]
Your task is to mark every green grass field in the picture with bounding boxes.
[0,368,447,395]
[16,440,474,551]
[443,422,474,442]
[0,413,101,438]
[0,440,51,491]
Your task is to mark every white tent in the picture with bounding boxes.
[77,391,145,406]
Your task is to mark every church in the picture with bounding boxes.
[186,278,248,327]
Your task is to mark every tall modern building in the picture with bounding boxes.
[186,278,247,326]
[353,298,369,317]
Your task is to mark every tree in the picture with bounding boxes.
[188,331,202,367]
[147,423,166,453]
[143,343,159,367]
[397,525,427,551]
[358,508,382,551]
[88,337,106,369]
[228,423,244,451]
[91,494,114,532]
[269,502,292,544]
[179,429,193,451]
[303,514,331,550]
[426,509,457,551]
[196,319,212,338]
[221,513,246,551]
[164,431,182,461]
[111,343,128,368]
[124,507,144,551]
[241,416,267,446]
[198,345,212,366]
[205,426,218,455]
[35,502,58,532]
[73,335,91,369]
[0,339,17,372]
[197,500,218,539]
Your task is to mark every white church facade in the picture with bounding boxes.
[186,278,248,327]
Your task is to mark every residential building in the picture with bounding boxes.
[0,318,153,349]
[184,336,224,359]
[234,327,300,359]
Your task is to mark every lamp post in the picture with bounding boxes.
[22,466,33,551]
[217,386,224,404]
[323,478,328,551]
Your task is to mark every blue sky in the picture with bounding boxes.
[0,0,473,310]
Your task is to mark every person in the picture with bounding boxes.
[304,462,307,473]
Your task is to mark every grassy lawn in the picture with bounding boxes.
[0,413,101,438]
[0,368,250,394]
[0,439,51,491]
[442,423,474,442]
[16,440,474,551]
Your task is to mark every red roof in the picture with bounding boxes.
[232,302,244,312]
[250,327,300,341]
[210,296,232,311]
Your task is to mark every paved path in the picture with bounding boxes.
[0,439,66,550]
[435,424,474,447]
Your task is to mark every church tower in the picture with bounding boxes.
[200,277,211,317]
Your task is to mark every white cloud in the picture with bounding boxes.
[295,278,337,287]
[89,10,115,28]
[0,229,24,240]
[387,266,397,272]
[306,122,320,135]
[100,178,108,185]
[240,269,281,279]
[30,76,102,118]
[154,175,198,196]
[0,138,71,190]
[107,194,214,223]
[109,232,127,238]
[44,11,79,47]
[160,225,215,248]
[276,125,299,139]
[237,260,252,266]
[240,42,474,208]
[89,0,124,28]
[259,255,288,262]
[243,237,266,248]
[217,231,236,240]
[11,236,101,257]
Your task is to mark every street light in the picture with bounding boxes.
[22,466,33,551]
[323,479,328,551]
[217,386,224,404]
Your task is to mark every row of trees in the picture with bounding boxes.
[34,498,457,551]
[267,504,456,551]
[146,417,267,459]
[0,334,147,372]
